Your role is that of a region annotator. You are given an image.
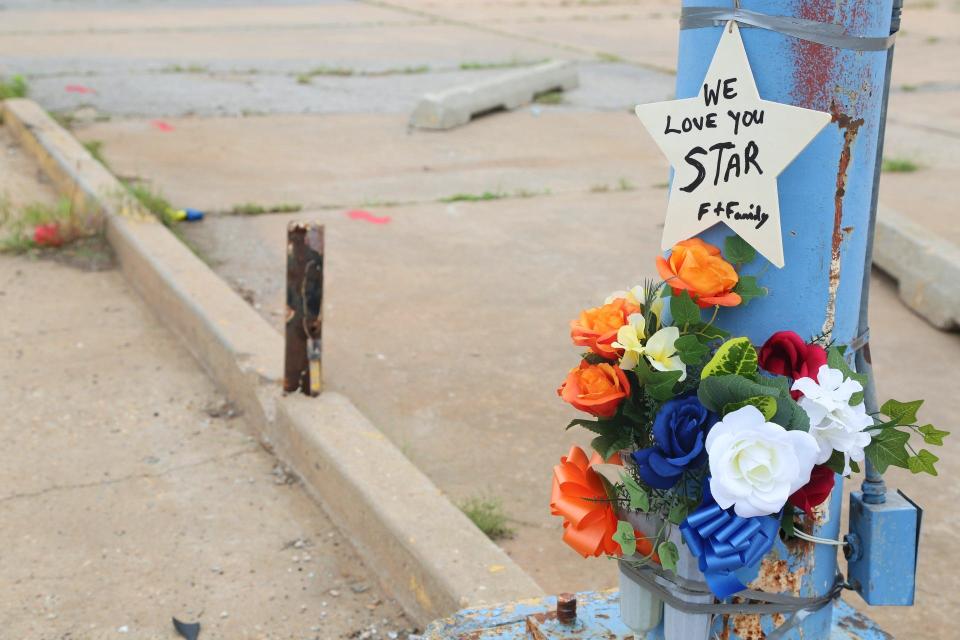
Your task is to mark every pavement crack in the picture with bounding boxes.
[0,447,258,504]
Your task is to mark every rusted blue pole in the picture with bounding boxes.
[675,1,897,638]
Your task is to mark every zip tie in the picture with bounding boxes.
[793,528,846,547]
[681,7,897,51]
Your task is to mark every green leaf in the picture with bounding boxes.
[591,432,632,461]
[670,290,701,327]
[724,234,757,265]
[657,541,680,573]
[633,356,684,402]
[566,418,607,434]
[699,374,808,431]
[864,428,910,474]
[674,334,710,365]
[701,337,758,380]
[880,399,924,426]
[827,347,868,406]
[690,322,730,341]
[824,450,860,475]
[733,275,765,306]
[667,501,690,525]
[723,395,777,421]
[582,352,608,365]
[780,507,796,539]
[621,400,645,424]
[907,449,939,476]
[613,520,637,556]
[919,424,950,446]
[621,473,649,512]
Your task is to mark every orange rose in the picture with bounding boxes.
[570,298,641,359]
[550,446,658,559]
[558,360,630,418]
[656,238,741,308]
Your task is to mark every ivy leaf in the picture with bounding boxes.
[657,541,680,573]
[674,334,710,365]
[621,473,649,512]
[826,347,868,406]
[824,450,860,475]
[880,399,924,426]
[633,357,684,402]
[723,395,777,421]
[613,520,637,557]
[667,501,690,525]
[907,449,939,476]
[724,234,756,265]
[919,424,950,446]
[701,337,758,380]
[864,428,910,474]
[670,290,701,327]
[733,275,765,306]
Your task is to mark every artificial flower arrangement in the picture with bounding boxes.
[550,236,948,598]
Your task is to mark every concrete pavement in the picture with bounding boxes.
[0,128,412,639]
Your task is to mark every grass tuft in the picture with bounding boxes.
[0,74,28,100]
[881,157,921,173]
[439,191,507,203]
[459,58,546,71]
[230,202,303,216]
[459,496,515,541]
[534,90,564,105]
[83,140,110,168]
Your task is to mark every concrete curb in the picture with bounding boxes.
[1,98,544,625]
[874,206,960,330]
[410,60,578,130]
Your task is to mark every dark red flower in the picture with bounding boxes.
[758,331,827,399]
[788,465,835,518]
[33,223,63,247]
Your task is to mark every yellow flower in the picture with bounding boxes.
[644,327,686,381]
[612,313,647,370]
[605,285,645,308]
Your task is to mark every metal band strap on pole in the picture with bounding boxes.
[680,7,897,51]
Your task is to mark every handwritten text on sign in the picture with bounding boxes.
[634,21,831,267]
[666,76,770,230]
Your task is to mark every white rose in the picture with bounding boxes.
[706,405,819,518]
[792,365,874,476]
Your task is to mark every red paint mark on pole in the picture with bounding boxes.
[346,209,391,225]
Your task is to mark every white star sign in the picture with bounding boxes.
[635,21,831,267]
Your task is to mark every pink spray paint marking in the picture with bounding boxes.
[65,84,96,94]
[346,210,391,225]
[151,120,175,132]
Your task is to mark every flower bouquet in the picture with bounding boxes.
[550,236,948,635]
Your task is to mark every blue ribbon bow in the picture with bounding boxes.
[680,481,780,598]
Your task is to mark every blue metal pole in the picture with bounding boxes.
[675,1,895,638]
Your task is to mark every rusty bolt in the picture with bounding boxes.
[556,593,576,624]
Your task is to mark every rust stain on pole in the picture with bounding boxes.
[821,102,864,341]
[284,222,324,396]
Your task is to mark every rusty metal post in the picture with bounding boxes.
[284,222,324,396]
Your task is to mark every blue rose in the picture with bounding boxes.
[631,395,716,489]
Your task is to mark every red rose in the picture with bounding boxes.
[758,331,827,399]
[788,465,835,518]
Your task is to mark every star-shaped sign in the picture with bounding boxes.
[635,22,831,267]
